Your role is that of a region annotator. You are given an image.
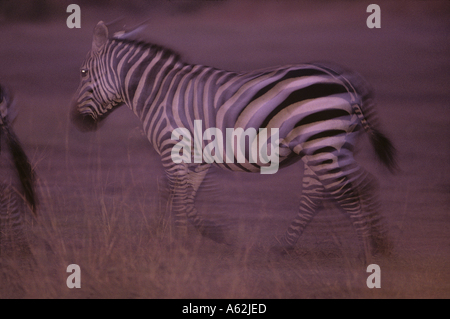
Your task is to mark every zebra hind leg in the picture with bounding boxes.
[297,141,391,263]
[318,163,390,263]
[358,173,393,257]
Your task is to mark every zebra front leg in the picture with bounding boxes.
[164,162,227,244]
[185,164,228,244]
[164,163,190,241]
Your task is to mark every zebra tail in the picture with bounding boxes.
[352,94,398,173]
[335,65,398,174]
[368,127,398,173]
[312,62,398,173]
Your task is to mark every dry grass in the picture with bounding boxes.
[0,162,448,299]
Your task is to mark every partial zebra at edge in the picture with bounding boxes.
[0,83,37,258]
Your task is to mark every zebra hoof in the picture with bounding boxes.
[196,221,229,245]
[269,245,294,257]
[268,236,295,256]
[371,235,394,258]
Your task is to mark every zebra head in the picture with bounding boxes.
[71,21,124,132]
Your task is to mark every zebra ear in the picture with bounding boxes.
[92,21,109,53]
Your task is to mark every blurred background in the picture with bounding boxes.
[0,0,449,298]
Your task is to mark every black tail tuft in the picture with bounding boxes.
[370,128,398,173]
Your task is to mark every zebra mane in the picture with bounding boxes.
[112,37,182,62]
[91,20,182,62]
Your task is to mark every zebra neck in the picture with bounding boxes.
[111,39,182,119]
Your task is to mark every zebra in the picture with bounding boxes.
[71,21,396,261]
[0,84,37,258]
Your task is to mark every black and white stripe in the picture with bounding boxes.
[0,84,37,258]
[71,21,396,260]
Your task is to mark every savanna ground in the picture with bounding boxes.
[0,0,449,299]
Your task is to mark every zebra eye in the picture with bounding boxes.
[80,69,89,78]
